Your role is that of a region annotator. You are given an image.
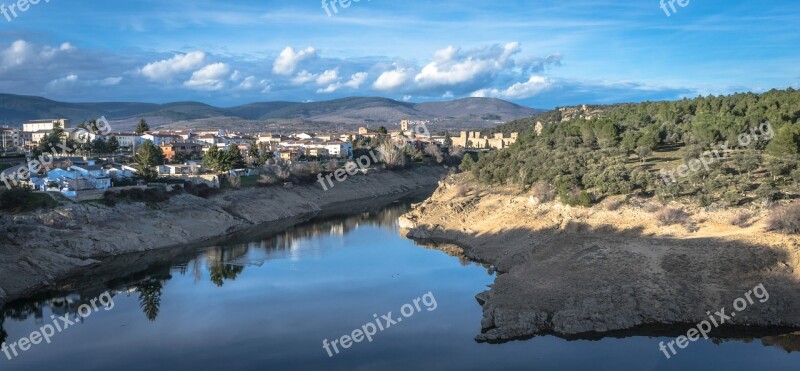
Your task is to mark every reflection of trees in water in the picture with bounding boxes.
[136,279,164,321]
[0,315,6,344]
[760,332,800,352]
[206,245,248,287]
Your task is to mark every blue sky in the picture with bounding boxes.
[0,0,798,108]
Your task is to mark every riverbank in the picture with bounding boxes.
[0,166,447,305]
[400,174,800,342]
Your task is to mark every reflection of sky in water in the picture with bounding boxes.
[2,205,800,370]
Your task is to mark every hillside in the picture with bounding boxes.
[469,88,800,210]
[0,94,541,130]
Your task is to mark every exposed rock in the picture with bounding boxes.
[403,174,800,342]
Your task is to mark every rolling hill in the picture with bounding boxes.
[0,94,543,131]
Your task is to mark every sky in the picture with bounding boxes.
[0,0,798,109]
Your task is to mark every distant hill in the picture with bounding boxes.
[0,94,542,130]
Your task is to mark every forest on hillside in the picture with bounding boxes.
[465,89,800,208]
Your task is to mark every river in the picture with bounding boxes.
[2,202,799,370]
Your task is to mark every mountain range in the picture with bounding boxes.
[0,94,543,132]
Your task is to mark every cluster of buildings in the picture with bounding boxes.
[451,131,519,150]
[1,116,518,198]
[1,119,72,152]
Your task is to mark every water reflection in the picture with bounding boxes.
[1,202,425,330]
[2,201,800,370]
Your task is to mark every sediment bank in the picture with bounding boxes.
[0,167,447,305]
[400,174,800,342]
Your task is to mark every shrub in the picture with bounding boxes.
[729,212,752,227]
[530,182,555,203]
[183,182,219,198]
[655,207,691,226]
[766,202,800,234]
[0,185,33,212]
[455,184,471,197]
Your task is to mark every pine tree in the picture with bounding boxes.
[135,118,150,135]
[135,140,165,181]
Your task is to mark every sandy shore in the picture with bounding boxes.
[0,167,447,305]
[400,174,800,342]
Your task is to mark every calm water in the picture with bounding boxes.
[2,202,800,370]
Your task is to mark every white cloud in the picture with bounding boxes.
[140,51,206,81]
[184,63,231,91]
[46,74,79,89]
[373,66,412,91]
[344,72,368,88]
[45,74,123,90]
[414,42,520,88]
[316,72,368,94]
[273,46,316,75]
[471,75,552,99]
[316,69,339,85]
[292,70,316,85]
[59,43,76,52]
[98,76,123,86]
[0,40,35,71]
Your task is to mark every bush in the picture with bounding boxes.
[766,202,800,234]
[530,182,555,203]
[729,212,752,227]
[0,185,33,212]
[655,207,691,226]
[183,182,219,198]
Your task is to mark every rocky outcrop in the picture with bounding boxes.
[401,175,800,342]
[0,167,447,305]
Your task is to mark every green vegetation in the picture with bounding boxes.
[134,140,166,182]
[0,186,57,213]
[471,89,800,207]
[135,118,150,135]
[202,145,246,172]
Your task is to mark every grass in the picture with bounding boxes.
[18,192,58,212]
[239,175,260,188]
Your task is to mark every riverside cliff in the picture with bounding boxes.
[0,167,447,305]
[400,174,800,342]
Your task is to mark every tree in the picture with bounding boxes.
[459,153,475,171]
[226,145,246,169]
[135,118,150,135]
[635,146,652,163]
[91,137,108,154]
[107,136,120,153]
[36,122,76,155]
[767,125,800,156]
[424,144,444,163]
[248,142,259,160]
[444,132,453,147]
[203,146,221,171]
[0,185,33,212]
[377,126,388,134]
[134,140,165,181]
[137,279,163,321]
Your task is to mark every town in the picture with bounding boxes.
[0,118,518,200]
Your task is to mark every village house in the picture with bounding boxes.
[160,142,206,161]
[0,127,20,150]
[141,133,182,146]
